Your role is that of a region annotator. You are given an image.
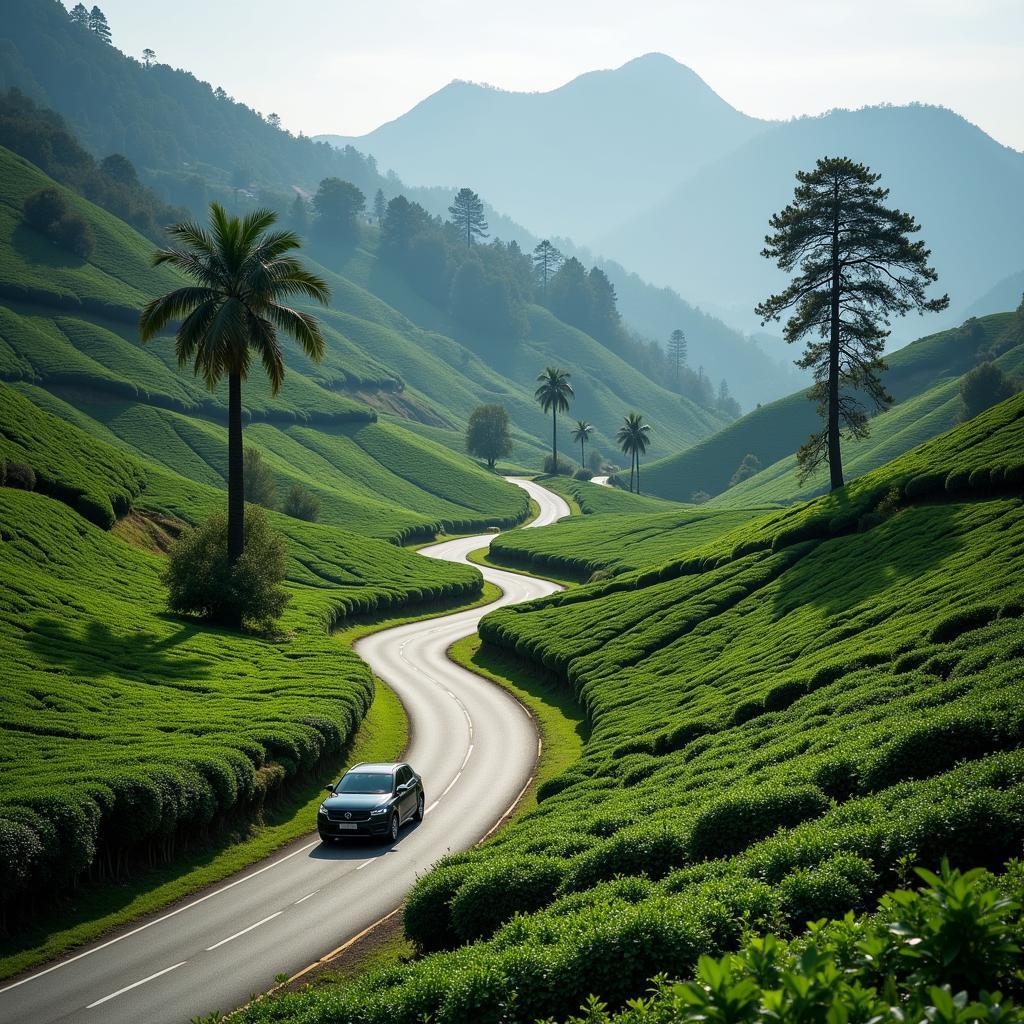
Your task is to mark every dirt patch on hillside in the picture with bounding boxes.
[112,509,186,554]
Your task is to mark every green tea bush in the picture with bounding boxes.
[688,785,830,861]
[450,857,568,942]
[560,825,688,893]
[776,851,878,924]
[404,858,477,952]
[162,507,290,630]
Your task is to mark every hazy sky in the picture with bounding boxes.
[77,0,1024,151]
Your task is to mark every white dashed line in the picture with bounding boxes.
[294,890,319,905]
[206,912,283,951]
[87,962,188,1008]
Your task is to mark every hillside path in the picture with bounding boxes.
[0,478,568,1024]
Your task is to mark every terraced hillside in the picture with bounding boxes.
[641,309,1021,503]
[241,395,1024,1024]
[0,387,482,924]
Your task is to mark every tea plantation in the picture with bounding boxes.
[239,395,1024,1024]
[0,391,483,922]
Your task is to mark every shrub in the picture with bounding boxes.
[283,482,320,522]
[450,856,567,942]
[403,859,476,952]
[543,453,575,476]
[22,186,68,231]
[729,453,762,488]
[573,468,594,481]
[692,490,712,504]
[4,461,36,490]
[51,211,95,258]
[161,507,290,630]
[243,447,277,508]
[960,361,1019,422]
[777,852,878,925]
[560,825,688,893]
[689,785,830,861]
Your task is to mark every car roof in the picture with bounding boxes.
[346,762,402,773]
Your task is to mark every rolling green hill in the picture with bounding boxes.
[641,309,1021,504]
[0,384,484,923]
[241,394,1024,1024]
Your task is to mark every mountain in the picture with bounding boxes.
[318,53,769,244]
[959,269,1024,322]
[639,306,1024,503]
[600,104,1024,339]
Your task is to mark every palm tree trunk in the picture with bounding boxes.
[552,409,557,474]
[629,450,634,493]
[227,371,245,571]
[635,452,640,495]
[580,439,585,467]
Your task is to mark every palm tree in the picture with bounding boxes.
[534,367,574,473]
[571,420,594,469]
[140,203,329,574]
[616,412,652,493]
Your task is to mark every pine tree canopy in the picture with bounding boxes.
[448,187,488,246]
[756,155,948,487]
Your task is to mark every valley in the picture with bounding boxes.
[0,5,1022,1024]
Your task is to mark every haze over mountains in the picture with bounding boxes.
[321,54,1024,344]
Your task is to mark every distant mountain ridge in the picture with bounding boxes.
[317,54,770,242]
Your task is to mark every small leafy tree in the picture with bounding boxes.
[535,367,574,472]
[100,153,138,186]
[757,156,948,489]
[266,112,281,130]
[692,489,711,504]
[571,420,594,468]
[23,187,68,232]
[141,48,156,67]
[465,404,513,469]
[729,453,762,487]
[448,187,488,247]
[243,448,277,508]
[312,178,365,247]
[959,362,1019,422]
[283,483,320,522]
[162,507,289,631]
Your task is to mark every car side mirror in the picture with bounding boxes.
[324,784,335,794]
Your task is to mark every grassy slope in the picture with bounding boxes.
[241,395,1024,1024]
[641,311,1018,503]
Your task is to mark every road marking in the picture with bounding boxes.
[461,743,474,769]
[86,961,188,1008]
[440,770,462,799]
[0,841,319,994]
[294,890,319,905]
[355,859,375,871]
[206,912,283,951]
[425,800,439,815]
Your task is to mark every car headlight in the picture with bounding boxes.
[318,802,328,814]
[369,806,388,816]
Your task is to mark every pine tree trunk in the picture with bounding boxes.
[227,371,245,619]
[828,192,844,491]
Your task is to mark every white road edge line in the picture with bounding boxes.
[440,770,462,799]
[0,841,319,994]
[294,890,319,905]
[461,743,474,769]
[355,859,375,871]
[86,961,188,1008]
[206,912,283,952]
[425,800,439,815]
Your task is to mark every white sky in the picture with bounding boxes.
[77,0,1024,151]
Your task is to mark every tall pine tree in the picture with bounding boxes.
[69,3,90,26]
[373,188,386,224]
[448,187,488,247]
[756,156,948,489]
[666,328,687,379]
[88,6,112,43]
[532,240,563,294]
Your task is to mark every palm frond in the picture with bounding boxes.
[139,287,220,341]
[268,303,326,362]
[247,312,285,394]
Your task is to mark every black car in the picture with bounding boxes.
[318,762,424,843]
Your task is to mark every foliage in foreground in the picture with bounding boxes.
[548,863,1024,1024]
[162,507,289,630]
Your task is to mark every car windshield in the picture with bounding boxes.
[335,771,392,794]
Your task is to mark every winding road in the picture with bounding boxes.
[0,478,569,1024]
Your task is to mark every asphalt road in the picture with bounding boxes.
[0,477,569,1024]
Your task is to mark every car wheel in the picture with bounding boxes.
[388,812,399,843]
[414,793,425,821]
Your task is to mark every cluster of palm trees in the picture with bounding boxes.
[534,367,651,493]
